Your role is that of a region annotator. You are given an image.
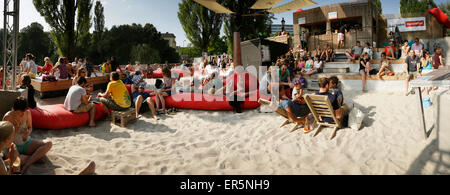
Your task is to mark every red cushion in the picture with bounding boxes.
[30,104,107,130]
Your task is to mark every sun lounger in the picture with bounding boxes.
[304,94,342,140]
[258,98,304,133]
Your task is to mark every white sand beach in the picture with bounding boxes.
[28,87,450,175]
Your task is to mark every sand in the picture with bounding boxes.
[27,87,450,175]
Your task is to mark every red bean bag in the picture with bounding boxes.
[30,104,108,130]
[224,72,259,92]
[165,91,262,111]
[173,69,192,78]
[147,70,163,79]
[429,8,450,28]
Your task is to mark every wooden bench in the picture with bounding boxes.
[111,108,137,127]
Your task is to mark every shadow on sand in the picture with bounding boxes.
[405,89,450,175]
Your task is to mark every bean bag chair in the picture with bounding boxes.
[30,104,108,130]
[147,70,163,79]
[165,91,263,111]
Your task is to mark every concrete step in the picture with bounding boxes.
[323,67,350,73]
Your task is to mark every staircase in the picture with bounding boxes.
[334,52,348,63]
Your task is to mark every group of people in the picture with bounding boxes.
[0,96,95,175]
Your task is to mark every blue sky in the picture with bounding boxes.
[1,0,448,47]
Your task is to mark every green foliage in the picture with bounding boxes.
[18,23,56,65]
[208,36,228,55]
[179,46,202,59]
[178,0,224,53]
[33,0,93,60]
[400,0,437,17]
[88,23,179,65]
[94,1,105,33]
[220,0,272,56]
[130,44,161,64]
[374,0,382,15]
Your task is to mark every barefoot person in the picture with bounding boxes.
[3,97,53,174]
[98,72,131,117]
[405,50,421,96]
[377,52,395,79]
[64,77,97,127]
[131,85,160,120]
[0,121,19,175]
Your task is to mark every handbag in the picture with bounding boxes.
[42,75,57,82]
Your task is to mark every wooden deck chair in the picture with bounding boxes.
[304,94,342,140]
[258,98,303,132]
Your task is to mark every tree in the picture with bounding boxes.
[94,1,105,33]
[220,0,272,56]
[178,0,223,53]
[33,0,93,60]
[208,36,228,55]
[130,44,161,64]
[374,0,382,15]
[400,0,437,17]
[18,23,56,65]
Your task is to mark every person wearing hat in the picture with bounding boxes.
[292,77,306,103]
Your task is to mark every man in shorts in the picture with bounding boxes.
[98,72,132,117]
[345,41,363,62]
[404,50,421,96]
[64,77,97,127]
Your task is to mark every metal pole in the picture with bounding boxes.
[12,0,19,90]
[2,0,19,91]
[2,0,8,90]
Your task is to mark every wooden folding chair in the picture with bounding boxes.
[304,94,342,140]
[258,98,303,132]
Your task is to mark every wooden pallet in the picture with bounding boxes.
[111,108,137,127]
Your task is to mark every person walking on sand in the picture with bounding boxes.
[64,77,97,127]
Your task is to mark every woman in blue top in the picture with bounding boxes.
[421,51,434,97]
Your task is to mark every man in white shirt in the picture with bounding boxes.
[64,77,97,127]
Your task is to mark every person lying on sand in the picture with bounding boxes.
[3,97,53,174]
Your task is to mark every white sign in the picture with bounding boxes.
[298,17,306,25]
[328,12,337,19]
[387,17,426,32]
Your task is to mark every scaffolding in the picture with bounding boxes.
[2,0,19,90]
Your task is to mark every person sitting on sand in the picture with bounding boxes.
[19,75,37,110]
[3,97,53,174]
[279,83,311,132]
[0,121,20,175]
[98,72,132,117]
[315,78,347,122]
[377,52,395,79]
[131,85,160,120]
[154,79,167,112]
[64,77,97,127]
